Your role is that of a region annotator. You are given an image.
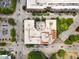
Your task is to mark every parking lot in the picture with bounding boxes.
[0,0,11,8]
[0,18,16,42]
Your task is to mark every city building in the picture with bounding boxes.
[24,20,56,44]
[26,0,79,12]
[0,55,11,59]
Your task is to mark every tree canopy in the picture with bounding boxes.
[57,49,65,57]
[28,51,46,59]
[57,17,73,36]
[64,35,79,45]
[50,53,57,59]
[0,42,6,46]
[10,28,16,37]
[8,18,16,26]
[10,37,16,42]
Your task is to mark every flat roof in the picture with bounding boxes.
[24,20,56,44]
[27,0,79,9]
[0,55,11,59]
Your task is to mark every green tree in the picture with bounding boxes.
[42,17,46,21]
[34,17,40,21]
[0,50,10,55]
[8,18,16,26]
[64,35,79,45]
[22,6,26,11]
[76,26,79,32]
[0,42,6,46]
[25,44,34,48]
[50,53,57,59]
[10,37,16,42]
[57,49,65,57]
[57,17,73,36]
[28,51,46,59]
[10,28,16,37]
[64,38,73,45]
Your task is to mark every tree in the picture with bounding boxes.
[0,50,10,55]
[34,17,40,21]
[76,26,79,32]
[64,38,73,45]
[10,28,16,42]
[57,49,65,57]
[42,17,46,21]
[22,6,26,11]
[50,53,57,59]
[64,35,79,45]
[10,37,16,42]
[28,51,46,59]
[10,28,16,37]
[8,18,16,26]
[57,17,73,36]
[60,23,68,30]
[25,44,34,48]
[77,57,79,59]
[0,42,6,46]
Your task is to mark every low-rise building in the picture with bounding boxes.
[26,0,79,12]
[24,19,56,44]
[0,55,11,59]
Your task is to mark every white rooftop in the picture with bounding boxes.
[0,55,11,59]
[27,0,79,9]
[24,20,56,44]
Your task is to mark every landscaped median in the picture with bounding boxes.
[10,28,16,42]
[0,0,16,14]
[57,17,73,37]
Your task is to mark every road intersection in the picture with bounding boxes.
[0,0,79,59]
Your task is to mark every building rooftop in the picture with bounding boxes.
[24,20,56,44]
[27,0,79,9]
[0,55,11,59]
